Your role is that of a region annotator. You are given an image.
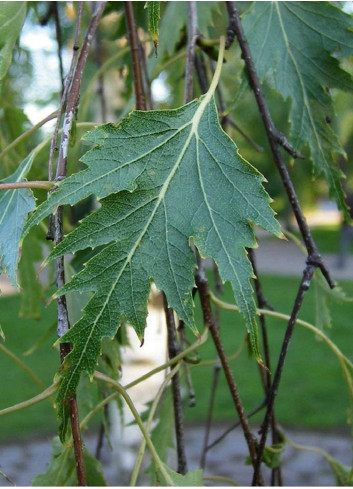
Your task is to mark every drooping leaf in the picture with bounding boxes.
[158,2,222,57]
[0,2,26,86]
[0,152,35,288]
[313,270,352,331]
[31,436,107,486]
[157,464,203,487]
[19,226,44,318]
[328,458,353,486]
[241,2,353,217]
[145,1,160,55]
[25,46,281,439]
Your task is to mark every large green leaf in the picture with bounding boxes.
[0,152,35,288]
[25,48,281,438]
[0,2,26,85]
[242,2,353,216]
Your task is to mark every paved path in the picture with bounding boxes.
[0,426,352,486]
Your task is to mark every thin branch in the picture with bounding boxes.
[206,399,267,452]
[48,2,83,182]
[163,293,188,475]
[224,3,336,482]
[0,343,47,391]
[195,262,263,485]
[53,2,65,92]
[184,1,198,103]
[225,1,334,289]
[252,265,316,485]
[0,382,59,417]
[124,2,146,110]
[49,3,106,485]
[247,248,283,486]
[95,26,107,122]
[0,111,57,160]
[0,181,53,191]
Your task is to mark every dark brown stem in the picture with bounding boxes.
[247,248,283,486]
[206,399,267,452]
[200,362,221,469]
[252,265,315,485]
[225,1,334,289]
[163,294,188,475]
[195,264,263,485]
[47,2,83,182]
[184,1,198,103]
[124,2,146,110]
[178,321,196,407]
[50,4,106,486]
[138,40,153,110]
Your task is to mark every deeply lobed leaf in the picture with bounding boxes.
[26,84,281,439]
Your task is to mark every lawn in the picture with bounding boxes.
[0,272,352,442]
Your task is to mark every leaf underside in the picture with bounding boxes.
[26,94,281,439]
[0,2,26,84]
[0,152,35,289]
[242,1,353,216]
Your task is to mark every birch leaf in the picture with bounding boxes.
[0,152,35,289]
[0,2,26,85]
[242,2,353,217]
[25,41,281,439]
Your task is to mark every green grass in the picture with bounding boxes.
[0,273,352,442]
[183,274,353,429]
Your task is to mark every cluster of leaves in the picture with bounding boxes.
[1,1,353,485]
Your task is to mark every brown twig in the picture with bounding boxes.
[247,248,283,486]
[163,294,188,475]
[225,1,333,289]
[124,2,146,111]
[223,3,333,483]
[252,265,315,485]
[184,1,198,103]
[53,2,65,92]
[195,261,263,485]
[50,3,106,485]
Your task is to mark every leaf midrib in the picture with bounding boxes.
[60,96,213,400]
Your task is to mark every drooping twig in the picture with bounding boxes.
[53,2,65,92]
[47,2,83,182]
[195,261,263,484]
[50,3,106,486]
[224,3,335,483]
[124,2,147,111]
[95,26,107,122]
[0,111,57,161]
[184,1,198,103]
[225,1,333,290]
[252,265,316,485]
[206,399,267,452]
[199,361,221,469]
[247,248,283,486]
[178,321,196,407]
[163,294,188,475]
